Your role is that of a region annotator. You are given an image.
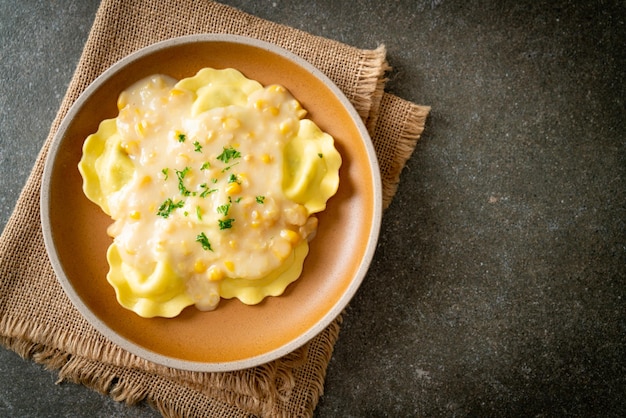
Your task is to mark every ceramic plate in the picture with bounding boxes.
[41,34,381,372]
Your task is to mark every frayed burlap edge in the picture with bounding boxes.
[373,97,431,210]
[0,313,343,418]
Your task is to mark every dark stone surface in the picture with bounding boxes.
[1,0,624,416]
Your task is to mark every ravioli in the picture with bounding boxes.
[78,68,341,318]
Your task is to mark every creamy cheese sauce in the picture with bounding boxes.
[79,68,341,317]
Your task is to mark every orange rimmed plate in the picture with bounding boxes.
[41,34,381,372]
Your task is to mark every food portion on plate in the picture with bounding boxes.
[78,67,341,318]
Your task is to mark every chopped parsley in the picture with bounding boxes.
[177,133,186,143]
[196,206,202,221]
[217,203,231,216]
[161,168,169,180]
[200,161,211,170]
[216,146,241,164]
[193,141,203,153]
[199,183,217,198]
[196,232,213,251]
[218,218,235,230]
[318,153,323,158]
[175,167,192,196]
[228,173,240,184]
[221,161,240,172]
[156,198,184,218]
[256,195,265,204]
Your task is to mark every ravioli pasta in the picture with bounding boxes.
[78,68,341,318]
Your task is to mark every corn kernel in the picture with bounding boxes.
[267,106,280,116]
[140,175,151,186]
[226,182,242,195]
[120,140,138,155]
[129,210,141,220]
[260,153,272,163]
[136,120,148,137]
[279,121,291,135]
[170,88,184,96]
[117,92,128,110]
[207,266,224,281]
[272,238,292,261]
[228,240,237,249]
[223,117,241,130]
[224,261,235,272]
[269,85,286,93]
[194,260,207,273]
[280,229,300,245]
[254,99,265,110]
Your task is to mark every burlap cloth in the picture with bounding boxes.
[0,0,429,416]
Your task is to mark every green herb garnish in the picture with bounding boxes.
[216,146,241,164]
[193,141,203,153]
[318,153,323,158]
[218,218,234,230]
[199,183,217,198]
[228,173,240,184]
[256,195,265,204]
[196,232,213,251]
[156,198,184,218]
[161,168,169,180]
[175,167,192,196]
[200,161,211,170]
[177,133,186,143]
[221,161,240,172]
[196,206,202,221]
[217,203,231,216]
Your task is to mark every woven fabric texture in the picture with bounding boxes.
[0,0,429,416]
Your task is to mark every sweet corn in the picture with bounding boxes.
[170,88,184,96]
[280,229,300,245]
[155,240,166,252]
[136,120,148,137]
[207,266,224,281]
[224,261,235,272]
[267,106,280,116]
[254,99,265,110]
[279,121,291,135]
[293,101,307,119]
[117,92,128,110]
[226,182,242,195]
[194,260,207,273]
[120,140,138,155]
[228,240,237,249]
[129,210,141,220]
[272,238,292,261]
[260,153,272,163]
[140,175,151,186]
[269,85,286,93]
[223,117,241,130]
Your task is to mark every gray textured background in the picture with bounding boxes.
[1,0,625,416]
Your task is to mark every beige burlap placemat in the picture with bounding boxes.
[0,0,429,416]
